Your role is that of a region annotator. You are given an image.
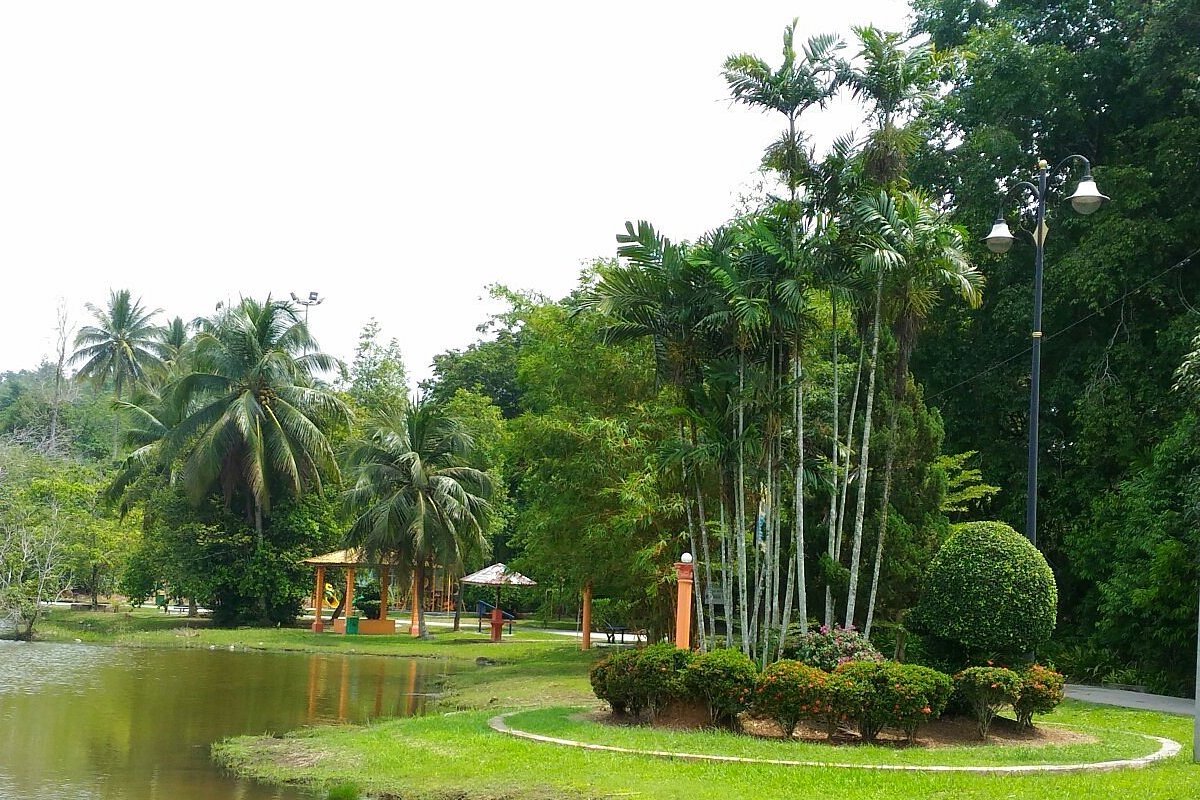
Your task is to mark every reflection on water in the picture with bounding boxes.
[0,640,451,800]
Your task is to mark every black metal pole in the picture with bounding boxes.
[1026,162,1049,548]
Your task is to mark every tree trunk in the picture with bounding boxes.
[830,342,866,626]
[254,502,264,549]
[91,563,99,610]
[794,354,808,635]
[720,493,734,648]
[735,351,751,656]
[824,298,842,627]
[777,552,797,660]
[845,271,885,628]
[865,394,902,638]
[693,469,717,645]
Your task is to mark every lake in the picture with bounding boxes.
[0,640,451,799]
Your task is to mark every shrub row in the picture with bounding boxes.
[590,645,1065,743]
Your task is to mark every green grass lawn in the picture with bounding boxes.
[215,704,1199,800]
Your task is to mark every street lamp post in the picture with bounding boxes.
[984,157,1109,548]
[290,291,324,326]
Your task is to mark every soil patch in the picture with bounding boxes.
[586,710,1095,749]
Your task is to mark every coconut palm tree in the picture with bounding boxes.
[168,297,347,546]
[71,289,164,458]
[343,401,492,637]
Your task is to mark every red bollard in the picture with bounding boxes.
[489,608,504,643]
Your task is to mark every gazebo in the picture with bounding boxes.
[302,549,402,635]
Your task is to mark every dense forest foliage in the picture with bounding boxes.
[2,1,1197,695]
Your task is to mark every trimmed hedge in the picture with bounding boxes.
[913,521,1057,659]
[589,647,955,743]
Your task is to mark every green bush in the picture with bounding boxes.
[683,648,758,726]
[600,649,644,716]
[827,661,954,743]
[753,660,829,737]
[955,666,1022,739]
[631,642,695,717]
[912,521,1057,661]
[1014,664,1065,728]
[784,624,883,671]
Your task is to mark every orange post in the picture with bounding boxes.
[377,566,390,621]
[581,583,593,651]
[675,560,694,650]
[343,567,356,635]
[312,565,325,632]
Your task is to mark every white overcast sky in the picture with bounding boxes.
[0,1,910,386]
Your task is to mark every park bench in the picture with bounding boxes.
[603,623,645,644]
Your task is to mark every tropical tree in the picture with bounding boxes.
[342,401,492,637]
[70,289,164,458]
[840,27,954,628]
[169,297,347,546]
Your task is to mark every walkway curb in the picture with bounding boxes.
[488,711,1182,774]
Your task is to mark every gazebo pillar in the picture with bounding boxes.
[343,567,356,634]
[311,565,325,632]
[377,566,390,621]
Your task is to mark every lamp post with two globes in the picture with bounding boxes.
[983,157,1109,549]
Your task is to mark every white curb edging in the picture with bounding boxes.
[488,712,1181,774]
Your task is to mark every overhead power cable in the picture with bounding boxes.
[926,245,1200,403]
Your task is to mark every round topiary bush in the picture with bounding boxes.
[753,660,829,737]
[913,521,1057,659]
[683,648,758,726]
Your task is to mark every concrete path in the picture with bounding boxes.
[1066,684,1195,716]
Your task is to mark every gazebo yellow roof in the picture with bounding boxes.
[301,548,403,567]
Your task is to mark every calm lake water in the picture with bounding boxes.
[0,640,451,800]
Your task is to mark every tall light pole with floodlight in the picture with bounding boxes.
[983,157,1109,548]
[290,291,324,326]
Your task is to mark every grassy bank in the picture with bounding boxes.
[215,702,1198,800]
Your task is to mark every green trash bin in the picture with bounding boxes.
[345,615,360,635]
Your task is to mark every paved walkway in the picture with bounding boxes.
[1065,684,1195,716]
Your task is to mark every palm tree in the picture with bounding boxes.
[725,22,843,652]
[71,289,164,458]
[169,297,348,546]
[841,28,953,628]
[343,402,492,637]
[861,190,982,636]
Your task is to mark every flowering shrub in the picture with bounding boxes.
[955,666,1022,739]
[628,642,695,717]
[593,648,643,716]
[753,660,829,737]
[785,625,884,671]
[1013,664,1065,728]
[827,661,953,742]
[683,648,759,726]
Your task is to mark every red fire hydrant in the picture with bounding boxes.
[489,608,504,643]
